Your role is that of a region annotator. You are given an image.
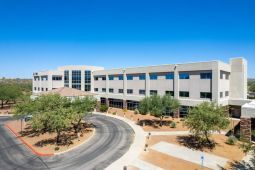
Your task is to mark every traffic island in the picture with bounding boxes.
[5,120,95,156]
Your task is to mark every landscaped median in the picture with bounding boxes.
[5,120,95,156]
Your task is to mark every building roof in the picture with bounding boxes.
[36,87,95,97]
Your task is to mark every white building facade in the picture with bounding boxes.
[32,58,250,117]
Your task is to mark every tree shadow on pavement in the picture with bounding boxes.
[229,157,255,170]
[177,135,216,151]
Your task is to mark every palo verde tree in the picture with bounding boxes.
[0,83,22,108]
[185,102,230,145]
[71,96,97,134]
[138,94,180,126]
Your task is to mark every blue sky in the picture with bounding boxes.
[0,0,254,78]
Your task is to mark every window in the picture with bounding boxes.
[179,91,189,97]
[150,90,157,95]
[180,106,189,117]
[109,98,123,109]
[94,88,98,92]
[127,75,133,80]
[52,76,62,81]
[166,91,174,96]
[102,88,106,92]
[119,89,123,93]
[38,87,40,91]
[225,91,229,97]
[109,88,114,93]
[166,73,174,80]
[41,76,48,81]
[102,76,106,81]
[34,87,36,91]
[109,75,114,80]
[94,76,99,81]
[72,70,81,90]
[41,88,44,91]
[200,92,212,99]
[64,70,69,87]
[85,85,91,91]
[200,73,212,79]
[220,92,223,98]
[85,70,91,91]
[46,88,48,91]
[220,73,223,79]
[127,100,139,110]
[127,89,133,94]
[179,73,189,79]
[226,74,230,80]
[150,74,158,80]
[139,74,146,80]
[139,89,146,95]
[118,75,123,80]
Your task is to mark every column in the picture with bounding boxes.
[145,72,150,97]
[123,70,127,100]
[174,65,179,100]
[240,117,251,141]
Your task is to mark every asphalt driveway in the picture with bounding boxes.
[0,114,134,170]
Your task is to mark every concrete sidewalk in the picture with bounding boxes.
[149,130,227,136]
[151,141,229,170]
[93,112,146,170]
[131,159,164,170]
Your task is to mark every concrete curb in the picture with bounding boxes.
[0,114,13,117]
[54,128,96,155]
[93,112,146,170]
[5,123,54,157]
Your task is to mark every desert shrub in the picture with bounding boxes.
[123,108,128,113]
[55,147,60,151]
[113,112,117,115]
[226,135,238,145]
[134,108,139,115]
[100,104,108,112]
[170,122,176,128]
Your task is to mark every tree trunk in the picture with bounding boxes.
[1,100,3,109]
[56,130,61,144]
[160,116,163,127]
[74,119,82,134]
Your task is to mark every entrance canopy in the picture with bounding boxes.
[241,100,255,118]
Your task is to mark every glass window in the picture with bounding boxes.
[127,100,139,110]
[220,92,223,98]
[34,87,36,90]
[225,91,229,97]
[102,76,106,80]
[226,74,230,80]
[200,92,212,99]
[72,70,81,90]
[94,88,98,92]
[180,106,189,117]
[127,89,133,94]
[102,88,106,92]
[179,73,189,79]
[200,73,212,79]
[64,70,69,87]
[127,75,133,80]
[150,90,157,95]
[109,98,123,109]
[109,75,114,80]
[46,88,48,91]
[166,73,174,80]
[41,88,44,91]
[150,74,158,80]
[119,89,123,93]
[52,76,62,81]
[94,76,99,81]
[109,88,114,93]
[165,91,174,96]
[179,91,189,97]
[139,89,146,95]
[118,75,123,80]
[139,74,146,80]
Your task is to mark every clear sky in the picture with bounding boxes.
[0,0,254,78]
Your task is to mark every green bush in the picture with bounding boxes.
[226,135,238,145]
[134,108,139,115]
[113,112,117,115]
[170,122,176,128]
[55,147,60,151]
[100,104,108,112]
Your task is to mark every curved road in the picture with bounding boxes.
[0,114,134,170]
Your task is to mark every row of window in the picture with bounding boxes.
[220,91,229,98]
[34,87,48,91]
[64,70,91,91]
[94,72,212,81]
[94,88,212,99]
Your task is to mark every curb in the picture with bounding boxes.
[5,123,54,157]
[93,112,146,170]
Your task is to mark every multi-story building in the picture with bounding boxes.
[32,58,250,117]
